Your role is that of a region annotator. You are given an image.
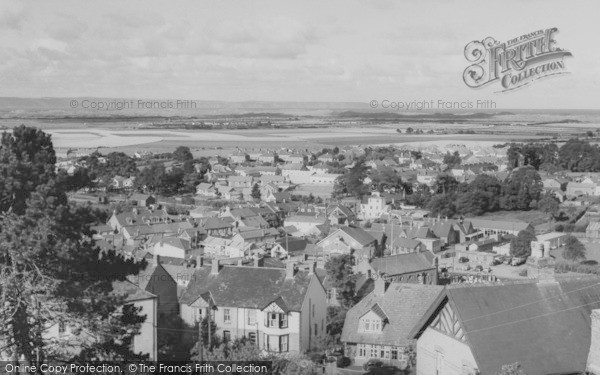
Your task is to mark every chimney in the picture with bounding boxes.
[153,252,159,265]
[587,309,600,374]
[285,261,295,280]
[374,273,386,297]
[211,259,220,275]
[308,261,317,275]
[196,256,204,269]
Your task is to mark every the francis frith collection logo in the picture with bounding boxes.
[463,27,572,92]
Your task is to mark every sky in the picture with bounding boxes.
[0,0,599,109]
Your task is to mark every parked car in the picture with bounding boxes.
[511,257,526,266]
[504,257,513,265]
[458,256,469,263]
[491,256,504,266]
[474,265,484,272]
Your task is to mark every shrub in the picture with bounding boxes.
[363,358,384,371]
[518,269,528,277]
[336,356,351,368]
[555,261,600,275]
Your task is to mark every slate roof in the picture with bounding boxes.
[180,265,316,312]
[370,252,435,276]
[467,218,532,232]
[412,277,600,375]
[275,237,312,253]
[112,280,157,302]
[338,226,377,246]
[341,283,444,346]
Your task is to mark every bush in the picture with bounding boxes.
[518,269,528,277]
[555,261,600,275]
[363,358,384,371]
[336,356,351,368]
[308,352,325,364]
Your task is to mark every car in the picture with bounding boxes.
[511,257,526,266]
[504,257,513,265]
[474,265,484,272]
[463,265,472,271]
[458,257,469,263]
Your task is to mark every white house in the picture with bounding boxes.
[179,261,327,354]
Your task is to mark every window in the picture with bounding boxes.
[312,304,315,317]
[247,310,256,325]
[370,345,377,358]
[391,349,398,360]
[248,332,256,345]
[279,335,289,352]
[358,345,365,357]
[314,323,317,336]
[58,321,66,335]
[224,309,231,324]
[223,330,231,342]
[268,313,278,327]
[326,289,332,300]
[280,314,288,328]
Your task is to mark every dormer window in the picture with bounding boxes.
[358,304,388,333]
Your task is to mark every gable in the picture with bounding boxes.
[429,300,466,343]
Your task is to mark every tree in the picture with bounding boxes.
[537,193,560,218]
[332,158,368,199]
[324,254,357,308]
[562,235,586,261]
[443,151,461,168]
[173,146,193,162]
[426,194,456,218]
[510,230,536,257]
[0,126,58,214]
[433,174,459,195]
[251,183,261,200]
[157,314,197,361]
[0,127,147,363]
[406,127,414,134]
[500,166,542,211]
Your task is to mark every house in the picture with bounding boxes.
[281,164,314,184]
[327,204,356,225]
[179,261,327,353]
[467,218,533,236]
[129,257,179,315]
[202,236,248,259]
[316,226,377,260]
[566,181,597,197]
[229,150,248,164]
[587,221,600,239]
[410,277,600,375]
[112,175,126,189]
[284,215,328,237]
[228,176,254,189]
[368,252,438,285]
[359,192,390,220]
[129,193,156,207]
[31,280,158,362]
[309,174,340,185]
[150,237,193,259]
[341,279,444,367]
[107,207,168,232]
[216,185,243,201]
[196,183,218,198]
[271,237,314,260]
[110,280,158,359]
[198,217,234,237]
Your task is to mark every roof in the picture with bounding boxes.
[413,277,600,375]
[587,221,600,231]
[180,265,317,312]
[467,218,532,232]
[338,226,377,246]
[275,237,311,253]
[341,283,444,346]
[112,280,157,302]
[370,252,435,276]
